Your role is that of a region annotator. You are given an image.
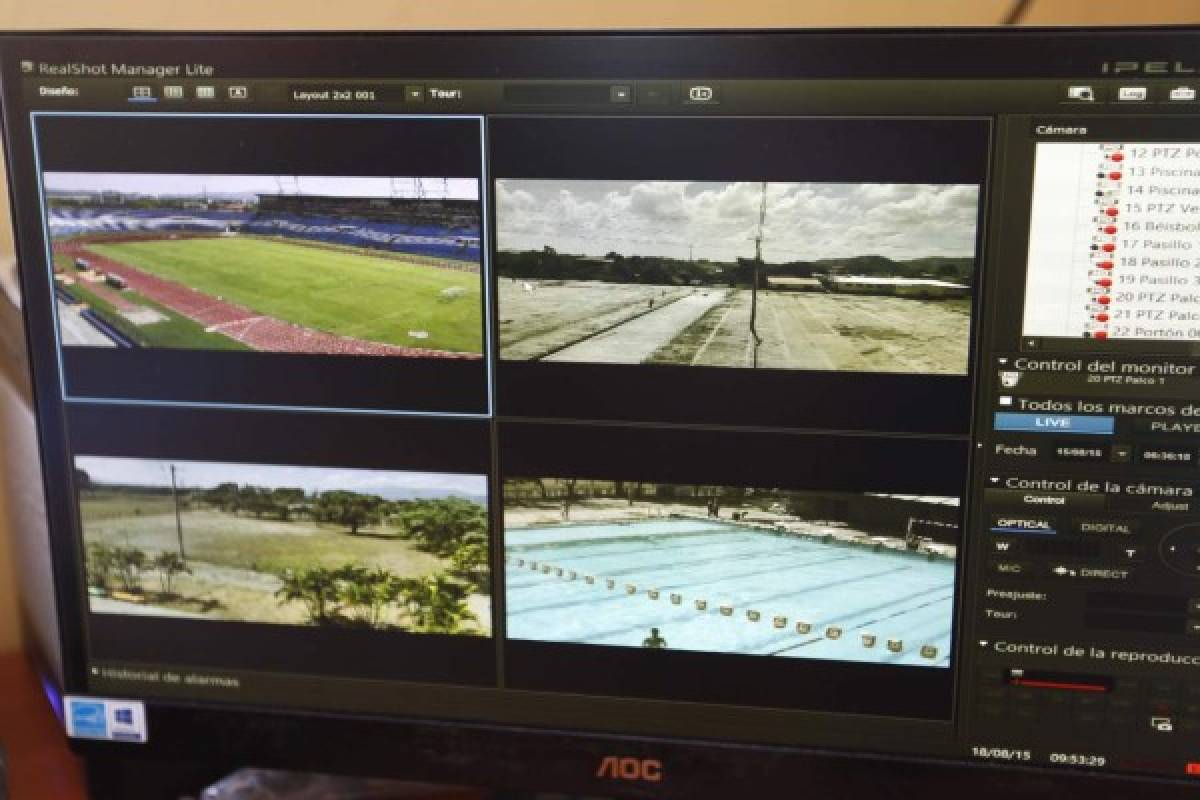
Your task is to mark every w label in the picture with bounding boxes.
[596,755,664,783]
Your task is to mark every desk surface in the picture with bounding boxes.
[0,651,87,800]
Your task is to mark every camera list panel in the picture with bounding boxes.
[1024,141,1200,344]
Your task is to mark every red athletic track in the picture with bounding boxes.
[53,240,480,358]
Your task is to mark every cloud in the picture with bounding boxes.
[496,179,979,262]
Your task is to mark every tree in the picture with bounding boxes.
[450,534,490,593]
[152,551,191,596]
[721,486,748,506]
[270,488,306,521]
[398,497,487,555]
[112,546,148,593]
[205,482,241,512]
[503,479,548,504]
[85,542,118,590]
[75,468,93,490]
[238,486,276,519]
[315,491,385,535]
[275,566,343,625]
[397,573,476,633]
[334,565,398,627]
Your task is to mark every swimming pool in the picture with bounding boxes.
[505,517,954,667]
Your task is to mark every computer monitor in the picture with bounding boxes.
[2,27,1200,795]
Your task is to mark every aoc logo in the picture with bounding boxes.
[1101,60,1197,75]
[595,756,664,783]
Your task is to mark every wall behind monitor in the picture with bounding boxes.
[0,0,1195,658]
[0,0,1195,30]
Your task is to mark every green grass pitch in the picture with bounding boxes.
[86,236,484,353]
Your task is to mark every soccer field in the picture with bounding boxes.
[87,236,483,353]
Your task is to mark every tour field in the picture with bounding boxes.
[60,236,483,354]
[498,280,970,374]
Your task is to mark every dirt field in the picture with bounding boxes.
[498,280,695,360]
[81,505,491,632]
[653,289,970,373]
[499,280,969,374]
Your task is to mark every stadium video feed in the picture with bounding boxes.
[504,479,958,667]
[47,173,483,357]
[78,456,491,636]
[496,180,978,374]
[33,114,489,413]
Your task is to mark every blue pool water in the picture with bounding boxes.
[505,518,954,667]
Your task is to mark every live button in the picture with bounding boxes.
[994,412,1115,435]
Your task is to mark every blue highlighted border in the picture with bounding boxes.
[31,111,494,420]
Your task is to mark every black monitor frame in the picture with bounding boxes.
[4,27,1200,797]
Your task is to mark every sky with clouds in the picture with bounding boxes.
[76,456,486,499]
[44,173,479,201]
[496,180,979,262]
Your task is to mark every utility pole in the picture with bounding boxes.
[748,182,767,366]
[170,464,186,562]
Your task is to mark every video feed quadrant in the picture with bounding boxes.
[68,404,497,686]
[503,480,957,668]
[496,419,966,714]
[33,113,492,416]
[490,117,990,433]
[78,456,492,636]
[496,180,977,374]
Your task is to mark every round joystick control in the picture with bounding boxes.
[1158,523,1200,578]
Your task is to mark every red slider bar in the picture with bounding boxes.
[1004,669,1113,693]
